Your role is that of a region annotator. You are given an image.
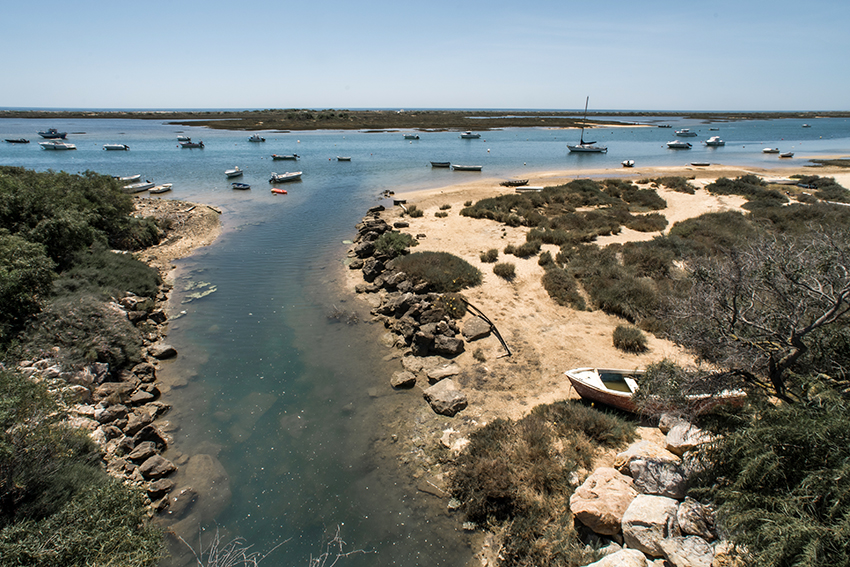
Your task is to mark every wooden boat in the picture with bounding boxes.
[779,152,794,158]
[762,147,780,154]
[691,162,711,167]
[269,171,302,183]
[103,144,130,151]
[231,182,251,190]
[622,160,635,168]
[667,140,692,149]
[452,164,483,171]
[565,367,746,414]
[38,128,67,139]
[500,179,529,187]
[404,134,420,140]
[460,131,481,139]
[248,134,266,142]
[704,136,725,147]
[430,161,451,168]
[5,138,30,144]
[225,166,243,178]
[123,181,155,193]
[39,141,76,150]
[568,97,607,153]
[337,156,351,161]
[177,135,191,142]
[149,183,172,194]
[272,154,299,160]
[675,129,698,137]
[180,141,204,148]
[116,174,141,183]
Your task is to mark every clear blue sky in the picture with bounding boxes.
[4,0,849,111]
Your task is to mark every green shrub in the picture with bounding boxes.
[373,231,418,258]
[509,240,541,258]
[538,250,554,268]
[493,262,516,280]
[613,325,648,353]
[480,249,499,263]
[706,175,789,205]
[541,267,586,310]
[625,212,668,232]
[0,231,55,342]
[52,243,161,299]
[435,293,468,319]
[392,251,482,292]
[650,176,696,194]
[408,207,424,218]
[435,211,448,218]
[439,203,452,210]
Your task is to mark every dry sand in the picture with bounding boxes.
[349,163,850,425]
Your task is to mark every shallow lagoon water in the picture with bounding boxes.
[2,116,849,565]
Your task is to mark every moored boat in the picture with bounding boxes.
[231,182,251,190]
[103,144,130,151]
[704,136,725,147]
[779,152,794,158]
[568,97,607,153]
[116,174,141,183]
[460,131,481,139]
[38,128,67,139]
[177,135,191,141]
[452,164,483,171]
[271,188,288,194]
[123,181,155,193]
[149,183,173,194]
[5,138,30,144]
[180,141,204,148]
[225,166,243,178]
[248,134,266,142]
[404,134,420,140]
[337,156,351,161]
[675,128,698,137]
[39,141,76,150]
[269,171,303,183]
[272,154,299,160]
[622,159,635,167]
[666,140,692,149]
[763,147,780,154]
[430,161,451,168]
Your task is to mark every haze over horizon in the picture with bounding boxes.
[4,0,849,112]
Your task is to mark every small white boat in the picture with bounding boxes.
[704,136,725,147]
[452,164,483,171]
[116,174,141,182]
[272,154,299,160]
[225,166,243,178]
[460,131,481,139]
[149,183,173,194]
[403,134,420,140]
[802,124,811,128]
[39,141,76,150]
[38,128,67,139]
[180,141,204,148]
[123,181,155,193]
[779,152,794,158]
[622,159,635,167]
[248,134,266,142]
[337,156,351,161]
[177,135,191,142]
[103,144,130,151]
[269,171,303,183]
[763,147,780,154]
[675,128,698,137]
[667,140,692,149]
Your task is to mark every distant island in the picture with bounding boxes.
[2,109,848,132]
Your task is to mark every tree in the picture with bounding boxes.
[0,231,55,342]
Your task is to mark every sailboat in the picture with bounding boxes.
[568,97,607,153]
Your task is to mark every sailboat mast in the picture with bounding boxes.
[579,96,589,144]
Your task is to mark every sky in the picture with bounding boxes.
[3,0,849,111]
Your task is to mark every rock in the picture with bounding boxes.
[614,440,681,474]
[168,454,232,535]
[132,362,157,381]
[134,424,168,451]
[677,497,717,541]
[129,389,156,405]
[127,441,158,462]
[149,343,177,360]
[123,410,154,436]
[659,535,714,567]
[361,257,384,281]
[354,240,376,258]
[94,404,128,424]
[419,308,447,324]
[426,363,461,383]
[462,317,492,341]
[94,382,134,402]
[582,548,648,567]
[167,486,198,519]
[629,458,689,499]
[349,257,365,270]
[138,454,176,479]
[147,478,175,500]
[393,221,409,228]
[622,494,681,557]
[66,384,92,403]
[148,309,168,324]
[390,370,417,388]
[423,379,468,417]
[570,467,639,535]
[432,335,465,356]
[666,423,711,456]
[659,413,689,434]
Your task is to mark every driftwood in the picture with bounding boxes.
[461,298,511,358]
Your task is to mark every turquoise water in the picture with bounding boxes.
[2,116,849,566]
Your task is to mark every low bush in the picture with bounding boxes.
[0,232,55,343]
[625,212,668,233]
[613,325,648,353]
[493,262,516,280]
[374,231,418,258]
[439,203,452,210]
[480,249,499,263]
[392,251,482,292]
[435,211,448,218]
[541,266,586,310]
[651,176,696,194]
[52,243,161,299]
[706,175,789,205]
[538,250,554,268]
[408,207,424,218]
[509,240,541,258]
[435,293,468,319]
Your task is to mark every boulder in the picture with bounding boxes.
[167,486,198,519]
[629,458,689,499]
[582,548,647,567]
[570,467,638,535]
[423,379,467,417]
[138,454,176,479]
[666,424,711,457]
[129,389,156,405]
[124,410,154,436]
[127,441,158,462]
[659,535,714,567]
[659,413,689,434]
[432,335,465,356]
[462,317,492,341]
[353,240,376,258]
[390,370,417,388]
[147,478,175,500]
[426,364,461,383]
[677,497,717,541]
[614,440,680,474]
[94,404,128,424]
[149,343,178,360]
[134,424,168,451]
[94,382,134,401]
[622,494,681,557]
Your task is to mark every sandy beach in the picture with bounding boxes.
[350,162,850,425]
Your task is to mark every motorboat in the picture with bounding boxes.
[779,152,794,158]
[666,140,692,149]
[337,156,351,161]
[404,134,420,140]
[675,129,698,137]
[103,144,130,151]
[802,124,811,128]
[272,154,299,160]
[39,140,76,150]
[704,136,725,147]
[5,138,29,144]
[180,141,204,148]
[763,148,780,154]
[452,164,483,171]
[248,134,265,142]
[116,174,141,183]
[430,161,451,168]
[657,124,672,128]
[568,97,607,153]
[149,184,173,194]
[622,159,635,167]
[460,131,481,139]
[38,128,67,139]
[269,171,303,183]
[177,135,191,141]
[271,188,288,194]
[123,181,155,193]
[231,182,251,190]
[225,166,243,178]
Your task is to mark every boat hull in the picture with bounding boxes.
[451,165,483,171]
[566,368,640,413]
[272,154,298,160]
[430,161,451,168]
[269,172,303,183]
[568,144,607,153]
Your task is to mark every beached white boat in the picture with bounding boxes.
[704,136,725,147]
[225,166,243,178]
[177,135,191,141]
[38,128,67,139]
[103,144,130,151]
[675,129,698,137]
[149,183,173,194]
[779,152,794,158]
[123,181,155,193]
[269,171,303,183]
[460,131,481,139]
[622,159,635,167]
[180,141,204,148]
[404,134,420,140]
[763,147,780,154]
[39,141,76,150]
[452,164,483,171]
[667,140,692,149]
[568,97,607,153]
[272,154,299,160]
[248,134,265,142]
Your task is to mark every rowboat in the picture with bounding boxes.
[691,162,711,167]
[500,179,529,187]
[149,184,172,194]
[622,160,635,168]
[180,141,204,148]
[568,97,607,153]
[5,138,29,144]
[123,181,155,193]
[762,147,780,154]
[231,182,251,190]
[337,156,351,161]
[38,128,67,139]
[177,135,191,142]
[103,144,130,151]
[225,166,243,178]
[404,134,420,140]
[269,171,302,183]
[271,188,288,194]
[460,131,481,139]
[430,161,451,168]
[272,154,299,160]
[248,134,266,142]
[116,174,141,183]
[39,141,76,150]
[452,164,483,171]
[779,152,794,158]
[666,140,692,149]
